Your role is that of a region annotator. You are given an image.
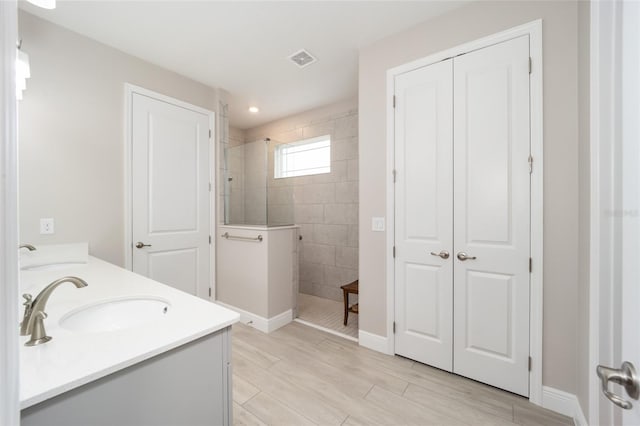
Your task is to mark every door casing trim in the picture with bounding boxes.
[385,20,543,405]
[124,84,216,300]
[0,1,20,424]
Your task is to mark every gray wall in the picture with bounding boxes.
[18,11,222,266]
[359,1,583,395]
[245,99,359,301]
[577,0,591,416]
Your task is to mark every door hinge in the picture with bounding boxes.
[393,322,396,334]
[209,287,212,297]
[529,257,532,273]
[393,246,396,258]
[529,57,532,74]
[209,235,212,244]
[393,95,396,108]
[209,129,212,138]
[529,356,532,371]
[528,155,533,174]
[393,169,397,183]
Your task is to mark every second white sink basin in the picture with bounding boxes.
[60,297,171,333]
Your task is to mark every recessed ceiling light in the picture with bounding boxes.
[248,106,259,113]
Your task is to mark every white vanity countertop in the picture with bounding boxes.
[19,256,239,409]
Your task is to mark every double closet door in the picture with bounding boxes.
[393,35,531,396]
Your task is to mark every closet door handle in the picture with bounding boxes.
[430,251,450,260]
[457,252,477,261]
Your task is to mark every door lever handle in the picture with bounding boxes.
[430,251,450,260]
[597,361,640,409]
[456,252,477,261]
[135,242,152,249]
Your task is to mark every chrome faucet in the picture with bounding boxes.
[19,244,36,251]
[21,276,88,346]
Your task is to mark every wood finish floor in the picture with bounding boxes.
[231,322,573,426]
[297,293,359,339]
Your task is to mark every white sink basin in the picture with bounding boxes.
[59,297,171,333]
[21,263,85,271]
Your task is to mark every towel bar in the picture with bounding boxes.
[221,232,263,242]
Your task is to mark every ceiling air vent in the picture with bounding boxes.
[288,49,317,68]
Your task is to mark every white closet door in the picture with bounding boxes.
[394,59,454,371]
[132,93,211,299]
[452,35,531,396]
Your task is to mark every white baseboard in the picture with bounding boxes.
[542,386,588,426]
[215,301,292,333]
[358,330,393,355]
[267,309,294,333]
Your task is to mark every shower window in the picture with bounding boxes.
[274,135,331,179]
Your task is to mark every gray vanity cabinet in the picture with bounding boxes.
[21,327,233,426]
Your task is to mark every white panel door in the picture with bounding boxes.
[394,59,454,371]
[132,93,211,299]
[619,3,640,422]
[592,1,640,422]
[452,35,531,396]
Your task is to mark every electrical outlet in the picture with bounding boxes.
[372,217,385,232]
[40,218,54,234]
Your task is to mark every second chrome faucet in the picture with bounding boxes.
[21,276,88,346]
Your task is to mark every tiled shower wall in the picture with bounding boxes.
[244,100,359,302]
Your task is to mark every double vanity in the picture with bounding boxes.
[18,246,239,426]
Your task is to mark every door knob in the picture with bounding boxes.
[430,250,450,259]
[597,361,640,409]
[135,242,152,249]
[456,252,477,261]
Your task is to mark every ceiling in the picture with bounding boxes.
[20,1,467,129]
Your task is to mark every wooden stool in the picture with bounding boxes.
[341,280,359,326]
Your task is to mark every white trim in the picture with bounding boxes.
[0,2,20,425]
[216,302,292,333]
[384,20,544,404]
[528,19,545,407]
[358,330,392,355]
[588,2,621,425]
[542,386,588,426]
[293,318,358,343]
[209,110,217,301]
[385,43,396,357]
[123,84,216,297]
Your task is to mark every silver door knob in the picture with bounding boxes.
[457,252,477,261]
[430,250,450,259]
[597,361,640,409]
[135,242,152,249]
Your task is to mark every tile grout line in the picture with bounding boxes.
[340,414,351,426]
[241,390,261,408]
[259,389,323,426]
[400,380,410,396]
[362,383,376,400]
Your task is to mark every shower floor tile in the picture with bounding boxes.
[297,293,358,339]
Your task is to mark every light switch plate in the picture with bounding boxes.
[40,218,54,234]
[372,217,385,232]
